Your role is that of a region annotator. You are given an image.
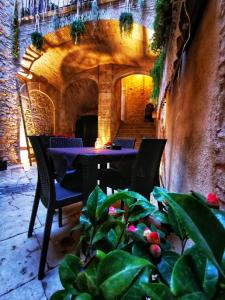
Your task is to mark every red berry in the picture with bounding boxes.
[150,244,161,257]
[148,232,160,244]
[207,193,219,208]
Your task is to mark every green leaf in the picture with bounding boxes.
[87,186,107,225]
[157,251,180,285]
[152,210,169,224]
[203,259,219,298]
[75,293,94,300]
[143,283,175,300]
[132,242,150,260]
[179,292,208,300]
[92,217,125,244]
[121,267,152,300]
[76,272,98,296]
[50,290,72,300]
[162,191,225,276]
[170,254,202,296]
[59,255,82,293]
[212,209,225,230]
[97,190,147,217]
[152,187,169,202]
[167,206,187,240]
[97,250,153,299]
[79,214,92,230]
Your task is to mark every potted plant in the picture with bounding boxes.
[51,186,225,299]
[70,18,86,44]
[31,31,44,51]
[119,12,134,35]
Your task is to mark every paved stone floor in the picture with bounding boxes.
[0,164,82,299]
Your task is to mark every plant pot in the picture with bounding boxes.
[0,160,7,171]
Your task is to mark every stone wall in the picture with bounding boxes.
[162,0,225,200]
[123,75,152,123]
[215,0,225,203]
[0,0,20,163]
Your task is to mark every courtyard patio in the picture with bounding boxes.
[0,164,82,299]
[0,0,225,299]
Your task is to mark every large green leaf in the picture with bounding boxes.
[97,250,153,300]
[75,293,94,300]
[160,191,225,276]
[179,292,208,300]
[143,283,175,300]
[170,254,202,296]
[121,267,151,300]
[167,206,187,239]
[157,251,180,284]
[96,190,147,218]
[76,272,98,296]
[59,255,82,293]
[50,290,72,300]
[87,186,107,225]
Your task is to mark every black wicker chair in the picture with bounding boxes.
[99,137,136,175]
[99,138,166,199]
[28,136,84,279]
[113,137,136,149]
[50,137,83,148]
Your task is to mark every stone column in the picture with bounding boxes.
[98,64,113,145]
[0,0,20,163]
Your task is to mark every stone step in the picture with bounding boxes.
[26,46,41,59]
[23,53,36,61]
[116,122,156,150]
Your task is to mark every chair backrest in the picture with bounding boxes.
[131,138,166,198]
[113,138,136,149]
[50,137,83,148]
[29,136,55,207]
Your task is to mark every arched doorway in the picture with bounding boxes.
[75,115,98,147]
[63,78,98,144]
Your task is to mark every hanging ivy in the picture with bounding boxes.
[31,31,44,51]
[150,51,165,103]
[119,12,134,35]
[70,18,86,44]
[12,0,20,61]
[151,0,172,53]
[149,0,172,104]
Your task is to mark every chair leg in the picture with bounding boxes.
[38,208,54,280]
[58,208,62,228]
[28,180,41,238]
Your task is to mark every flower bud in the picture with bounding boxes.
[207,193,219,208]
[108,205,117,215]
[150,244,161,257]
[148,232,160,244]
[127,225,137,232]
[143,228,151,239]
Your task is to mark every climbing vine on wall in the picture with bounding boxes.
[12,0,20,61]
[150,0,172,104]
[150,51,165,102]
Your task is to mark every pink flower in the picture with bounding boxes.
[109,205,117,215]
[143,228,151,239]
[128,225,137,232]
[207,193,219,208]
[150,244,161,258]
